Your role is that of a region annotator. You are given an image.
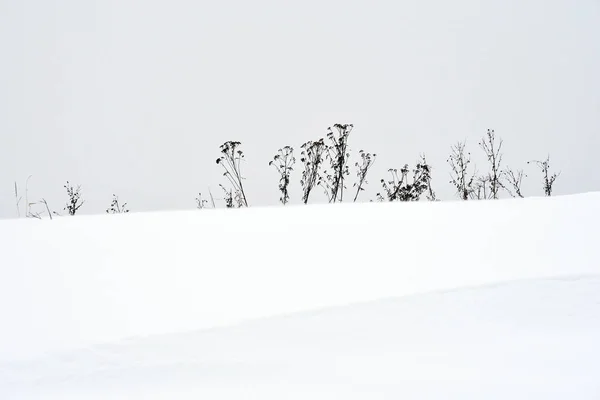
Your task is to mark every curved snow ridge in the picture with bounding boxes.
[2,274,600,399]
[177,272,600,334]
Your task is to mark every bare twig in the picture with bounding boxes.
[41,198,53,220]
[502,168,526,198]
[473,175,490,200]
[25,175,33,218]
[209,188,216,209]
[14,182,22,217]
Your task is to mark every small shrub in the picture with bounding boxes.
[63,181,84,216]
[377,156,432,202]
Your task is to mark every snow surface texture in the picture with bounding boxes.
[1,194,599,398]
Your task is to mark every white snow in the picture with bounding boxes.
[1,194,600,398]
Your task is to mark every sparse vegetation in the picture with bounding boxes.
[106,194,129,214]
[529,156,560,196]
[5,126,572,218]
[13,176,55,219]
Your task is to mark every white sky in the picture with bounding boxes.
[1,0,599,218]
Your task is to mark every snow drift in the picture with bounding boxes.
[1,194,599,398]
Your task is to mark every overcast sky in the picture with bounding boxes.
[1,0,599,218]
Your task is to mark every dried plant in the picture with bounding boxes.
[209,188,216,208]
[377,157,432,202]
[40,198,53,220]
[502,168,526,198]
[300,138,326,204]
[479,129,504,199]
[353,150,376,202]
[448,141,476,200]
[473,176,490,200]
[195,193,209,209]
[14,175,35,218]
[421,154,437,201]
[529,155,560,196]
[63,181,84,216]
[321,124,352,203]
[106,194,130,214]
[219,184,235,208]
[14,181,22,218]
[216,141,248,207]
[269,146,295,205]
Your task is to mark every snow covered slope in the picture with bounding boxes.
[1,194,599,398]
[2,276,600,399]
